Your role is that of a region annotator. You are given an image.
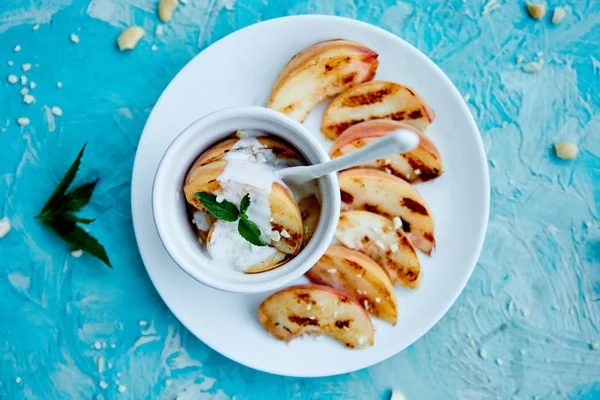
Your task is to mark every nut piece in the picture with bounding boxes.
[17,117,30,127]
[0,217,11,238]
[158,0,178,22]
[554,142,578,160]
[117,26,145,51]
[522,60,543,73]
[552,6,566,24]
[526,3,546,20]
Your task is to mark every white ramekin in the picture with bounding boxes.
[152,106,340,293]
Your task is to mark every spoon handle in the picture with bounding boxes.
[299,129,420,180]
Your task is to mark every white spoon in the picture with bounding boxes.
[279,129,420,186]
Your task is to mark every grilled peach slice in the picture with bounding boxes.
[191,136,303,169]
[306,245,398,324]
[258,285,374,348]
[321,81,435,139]
[299,195,321,247]
[335,211,420,288]
[338,168,435,255]
[268,39,379,123]
[184,160,303,255]
[330,120,443,183]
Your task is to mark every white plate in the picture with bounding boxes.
[131,15,489,377]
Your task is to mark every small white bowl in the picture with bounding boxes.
[152,106,340,294]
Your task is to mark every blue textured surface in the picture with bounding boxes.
[1,0,599,399]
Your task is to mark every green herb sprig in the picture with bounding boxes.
[36,143,111,267]
[194,192,267,247]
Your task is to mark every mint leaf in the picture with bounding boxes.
[194,192,239,222]
[240,194,251,215]
[63,213,96,224]
[238,218,267,246]
[39,143,87,216]
[43,215,111,267]
[63,179,98,212]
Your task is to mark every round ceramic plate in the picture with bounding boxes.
[131,15,489,377]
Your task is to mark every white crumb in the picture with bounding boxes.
[70,33,80,43]
[57,81,63,88]
[390,244,399,253]
[33,24,39,30]
[8,60,14,66]
[71,249,83,258]
[51,106,63,116]
[93,341,102,350]
[151,44,157,51]
[17,117,30,127]
[478,348,488,359]
[521,308,530,317]
[139,320,148,326]
[21,63,32,72]
[522,61,543,73]
[590,343,599,350]
[20,87,28,95]
[155,25,164,36]
[270,230,281,242]
[97,356,105,374]
[280,229,290,238]
[29,81,36,89]
[390,389,407,400]
[7,75,18,84]
[552,6,566,24]
[495,358,504,366]
[14,45,21,52]
[99,380,108,390]
[520,349,527,355]
[375,240,385,250]
[392,216,402,230]
[23,94,35,104]
[20,75,27,85]
[327,268,336,274]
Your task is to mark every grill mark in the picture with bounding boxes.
[402,220,411,232]
[408,110,423,119]
[423,232,434,242]
[296,293,316,305]
[283,104,296,113]
[389,111,406,120]
[335,320,351,329]
[340,190,354,203]
[326,120,363,136]
[340,87,394,107]
[301,210,310,220]
[341,72,357,84]
[363,204,381,214]
[405,269,419,282]
[401,198,428,216]
[397,232,412,249]
[288,315,319,326]
[404,156,440,181]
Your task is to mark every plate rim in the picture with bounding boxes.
[131,14,490,377]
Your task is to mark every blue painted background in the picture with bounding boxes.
[1,0,599,399]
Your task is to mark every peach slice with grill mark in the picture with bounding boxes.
[321,81,435,140]
[330,120,443,183]
[338,168,435,255]
[268,39,379,123]
[183,160,303,255]
[191,136,303,169]
[306,245,398,324]
[258,285,374,349]
[335,211,421,288]
[299,195,321,247]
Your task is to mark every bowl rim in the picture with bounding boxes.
[152,106,341,293]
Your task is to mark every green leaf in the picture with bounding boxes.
[43,215,111,267]
[38,143,87,217]
[238,218,267,247]
[62,213,96,224]
[240,194,251,215]
[194,192,239,222]
[63,179,99,212]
